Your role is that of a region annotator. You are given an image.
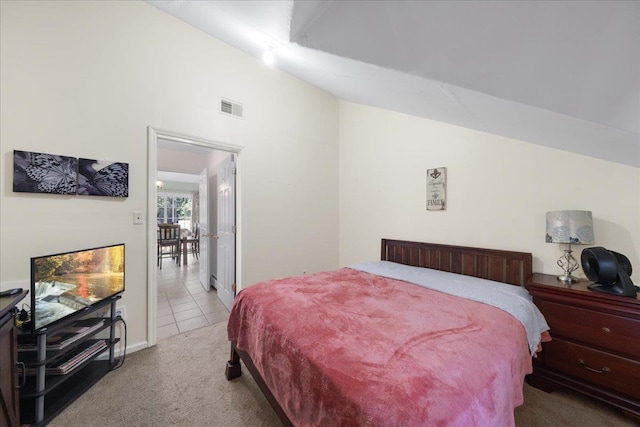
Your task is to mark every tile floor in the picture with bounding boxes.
[156,253,230,339]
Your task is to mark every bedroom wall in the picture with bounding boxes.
[338,101,640,281]
[0,1,339,349]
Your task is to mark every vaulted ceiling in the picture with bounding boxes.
[148,1,640,167]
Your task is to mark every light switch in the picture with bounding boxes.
[133,211,144,225]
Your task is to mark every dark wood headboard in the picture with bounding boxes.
[381,239,532,286]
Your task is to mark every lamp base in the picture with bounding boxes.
[556,243,580,284]
[557,274,580,284]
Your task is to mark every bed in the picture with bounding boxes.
[225,239,550,426]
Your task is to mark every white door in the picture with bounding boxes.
[217,155,236,310]
[198,168,210,291]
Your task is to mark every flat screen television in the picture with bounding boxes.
[30,243,125,332]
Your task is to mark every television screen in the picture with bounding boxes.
[31,243,125,331]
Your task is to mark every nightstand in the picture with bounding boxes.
[526,273,640,421]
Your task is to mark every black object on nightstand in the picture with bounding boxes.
[581,247,637,297]
[526,273,640,422]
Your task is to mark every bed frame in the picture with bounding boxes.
[381,238,532,286]
[225,239,533,426]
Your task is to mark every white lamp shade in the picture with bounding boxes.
[546,210,594,244]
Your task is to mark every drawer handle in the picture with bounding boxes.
[601,327,611,333]
[16,361,26,388]
[578,359,611,375]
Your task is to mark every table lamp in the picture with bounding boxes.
[546,210,594,283]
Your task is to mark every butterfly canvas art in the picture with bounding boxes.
[13,150,78,195]
[77,158,129,197]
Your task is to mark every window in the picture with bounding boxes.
[157,193,193,231]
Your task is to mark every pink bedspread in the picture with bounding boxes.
[228,268,540,426]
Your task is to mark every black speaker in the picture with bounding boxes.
[581,247,637,297]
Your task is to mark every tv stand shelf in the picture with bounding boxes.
[19,321,114,365]
[19,361,112,424]
[19,339,120,399]
[18,295,122,426]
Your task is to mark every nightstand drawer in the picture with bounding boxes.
[544,338,640,400]
[542,301,640,358]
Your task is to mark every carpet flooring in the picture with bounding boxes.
[48,322,636,427]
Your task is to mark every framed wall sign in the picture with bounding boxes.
[426,167,446,211]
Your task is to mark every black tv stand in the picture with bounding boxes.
[17,295,122,426]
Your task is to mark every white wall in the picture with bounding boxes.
[157,147,212,176]
[338,101,640,281]
[0,1,339,349]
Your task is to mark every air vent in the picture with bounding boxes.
[220,98,243,118]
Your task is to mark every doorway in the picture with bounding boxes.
[147,127,241,346]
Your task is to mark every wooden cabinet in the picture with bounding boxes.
[526,273,640,420]
[1,290,28,427]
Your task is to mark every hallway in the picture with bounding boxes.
[156,254,229,339]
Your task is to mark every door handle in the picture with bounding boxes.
[203,234,219,239]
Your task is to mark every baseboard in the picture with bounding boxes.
[121,340,148,355]
[96,340,148,360]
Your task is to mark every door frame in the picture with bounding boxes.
[147,127,243,347]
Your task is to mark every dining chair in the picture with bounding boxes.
[189,224,200,259]
[157,223,181,269]
[179,224,200,265]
